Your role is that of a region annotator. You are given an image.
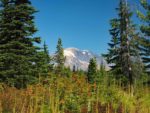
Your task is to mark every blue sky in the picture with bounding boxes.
[32,0,140,55]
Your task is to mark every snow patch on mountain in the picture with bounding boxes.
[64,49,76,58]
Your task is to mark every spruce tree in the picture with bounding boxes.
[87,58,97,84]
[43,41,53,72]
[103,18,121,76]
[54,38,65,75]
[0,0,40,88]
[36,41,53,76]
[137,0,150,74]
[43,41,50,62]
[119,0,134,86]
[104,0,142,88]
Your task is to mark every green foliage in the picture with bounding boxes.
[87,58,97,84]
[61,67,72,77]
[0,1,149,113]
[103,18,121,76]
[35,42,53,77]
[0,0,40,88]
[54,38,65,75]
[0,72,149,113]
[137,0,150,74]
[104,0,143,87]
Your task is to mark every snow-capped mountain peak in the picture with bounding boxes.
[64,47,109,71]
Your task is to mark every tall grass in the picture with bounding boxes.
[0,73,149,113]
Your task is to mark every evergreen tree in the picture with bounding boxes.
[73,65,76,72]
[54,38,65,75]
[87,58,97,83]
[36,41,53,76]
[119,0,134,86]
[104,0,142,88]
[137,0,150,74]
[43,41,49,61]
[43,41,53,71]
[103,18,121,76]
[0,0,40,88]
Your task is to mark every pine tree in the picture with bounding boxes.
[0,0,40,88]
[103,18,121,77]
[119,0,134,86]
[87,58,97,84]
[54,38,65,75]
[104,0,142,88]
[36,41,53,76]
[137,0,150,74]
[43,41,53,71]
[43,41,50,62]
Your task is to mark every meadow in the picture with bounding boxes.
[0,0,150,113]
[0,72,149,113]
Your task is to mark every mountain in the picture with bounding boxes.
[64,48,110,71]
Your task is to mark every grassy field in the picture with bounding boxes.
[0,73,149,113]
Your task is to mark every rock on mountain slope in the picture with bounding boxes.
[64,48,109,71]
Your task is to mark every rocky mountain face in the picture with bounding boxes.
[64,48,110,71]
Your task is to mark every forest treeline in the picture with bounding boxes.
[0,0,149,113]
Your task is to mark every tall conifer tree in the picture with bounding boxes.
[87,58,97,84]
[104,0,142,89]
[137,0,150,74]
[55,38,65,75]
[103,19,121,76]
[0,0,40,88]
[36,41,53,76]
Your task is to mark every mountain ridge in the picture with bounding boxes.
[64,47,110,71]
